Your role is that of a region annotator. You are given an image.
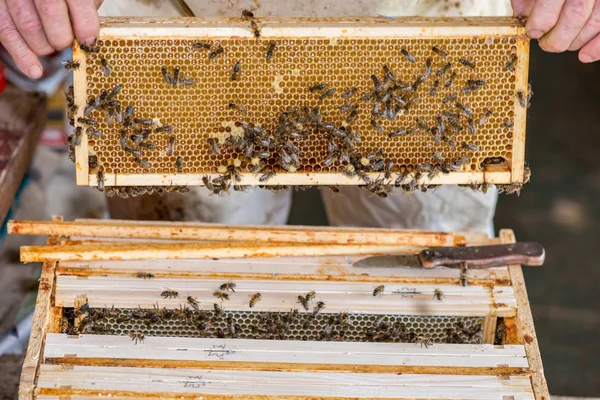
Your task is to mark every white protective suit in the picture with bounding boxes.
[101,0,513,236]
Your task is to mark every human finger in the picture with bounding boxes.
[512,0,536,16]
[0,1,43,78]
[569,0,600,50]
[526,0,567,39]
[34,0,73,50]
[539,0,594,52]
[6,0,53,55]
[66,0,100,45]
[579,30,600,61]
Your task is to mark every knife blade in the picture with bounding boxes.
[353,242,545,269]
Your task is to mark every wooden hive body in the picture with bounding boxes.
[71,17,530,189]
[11,218,548,399]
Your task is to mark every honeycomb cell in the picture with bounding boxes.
[78,37,519,176]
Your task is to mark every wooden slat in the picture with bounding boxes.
[501,230,550,400]
[7,219,471,246]
[511,36,530,183]
[99,16,524,38]
[36,364,535,399]
[89,171,513,187]
[18,216,62,400]
[73,41,89,185]
[54,276,516,317]
[43,334,529,372]
[20,241,426,262]
[57,257,512,285]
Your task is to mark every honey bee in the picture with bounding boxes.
[436,62,451,76]
[383,65,396,82]
[161,289,179,299]
[478,109,493,125]
[216,281,236,293]
[129,330,145,344]
[171,67,180,86]
[442,93,457,105]
[455,102,473,117]
[416,118,429,131]
[459,263,469,287]
[80,42,100,53]
[96,169,105,191]
[213,291,230,301]
[297,295,309,310]
[193,41,211,50]
[424,58,432,78]
[305,291,316,302]
[161,67,172,85]
[401,48,415,63]
[444,72,456,87]
[515,90,527,108]
[231,61,241,80]
[312,301,325,317]
[505,54,518,71]
[209,45,224,59]
[136,272,154,279]
[310,83,329,94]
[432,45,447,58]
[432,151,445,163]
[176,156,183,173]
[412,74,425,91]
[319,87,336,100]
[134,157,150,169]
[432,289,444,301]
[461,142,479,152]
[429,80,439,97]
[154,125,173,133]
[373,285,385,296]
[207,137,220,154]
[88,155,98,170]
[249,292,262,308]
[101,58,111,76]
[213,303,225,317]
[187,296,199,310]
[242,9,254,19]
[342,87,357,99]
[266,41,276,61]
[62,60,80,70]
[459,58,475,69]
[370,119,383,134]
[415,335,433,348]
[467,118,477,135]
[388,128,407,139]
[250,20,261,38]
[259,171,276,182]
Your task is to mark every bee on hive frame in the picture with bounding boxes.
[250,20,261,38]
[373,285,385,296]
[219,281,236,293]
[249,293,262,308]
[213,303,225,317]
[266,41,276,61]
[213,291,230,301]
[101,58,111,76]
[459,58,475,68]
[401,48,415,63]
[129,330,145,344]
[187,296,199,310]
[161,289,179,299]
[62,60,80,70]
[297,295,309,310]
[432,289,444,301]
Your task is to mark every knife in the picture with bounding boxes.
[353,242,545,269]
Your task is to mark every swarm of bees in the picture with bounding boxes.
[66,17,530,196]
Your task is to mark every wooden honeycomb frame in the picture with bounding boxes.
[73,17,530,188]
[11,219,549,399]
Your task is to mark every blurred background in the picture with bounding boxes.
[0,18,598,400]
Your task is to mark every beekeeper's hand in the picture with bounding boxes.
[0,0,103,78]
[513,0,600,62]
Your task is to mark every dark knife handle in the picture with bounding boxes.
[418,242,545,269]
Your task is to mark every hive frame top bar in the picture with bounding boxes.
[98,16,525,38]
[74,17,529,188]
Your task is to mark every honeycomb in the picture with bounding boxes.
[76,30,524,185]
[67,307,486,345]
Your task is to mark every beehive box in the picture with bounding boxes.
[11,218,548,399]
[71,17,530,189]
